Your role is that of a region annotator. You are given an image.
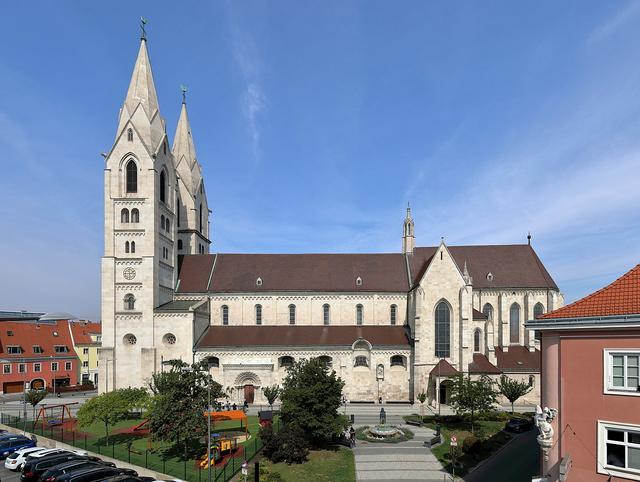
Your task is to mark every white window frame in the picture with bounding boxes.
[3,364,11,374]
[604,349,640,397]
[7,345,21,354]
[18,363,26,374]
[65,362,72,370]
[51,362,59,372]
[597,420,640,480]
[33,363,41,373]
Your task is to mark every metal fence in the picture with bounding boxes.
[0,412,277,482]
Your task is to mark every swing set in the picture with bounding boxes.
[34,402,77,430]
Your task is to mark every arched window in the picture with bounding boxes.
[127,128,133,142]
[323,304,330,325]
[482,303,493,321]
[510,303,520,344]
[255,304,262,325]
[474,329,481,352]
[279,356,294,368]
[529,375,535,387]
[533,303,545,319]
[390,304,397,325]
[207,356,220,368]
[356,304,364,325]
[121,208,129,223]
[130,241,135,253]
[178,240,183,250]
[199,203,203,232]
[390,355,406,367]
[131,208,139,223]
[125,160,137,193]
[435,301,451,358]
[165,218,170,232]
[221,305,229,325]
[159,170,166,203]
[177,200,181,226]
[124,294,135,311]
[318,355,332,368]
[354,356,368,368]
[289,304,296,325]
[161,215,165,230]
[125,241,130,253]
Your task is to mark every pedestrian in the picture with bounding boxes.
[232,402,237,411]
[243,400,249,412]
[349,426,356,447]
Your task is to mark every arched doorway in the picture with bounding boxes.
[234,372,261,405]
[244,384,255,404]
[439,380,452,405]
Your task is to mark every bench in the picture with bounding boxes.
[424,435,442,448]
[406,419,422,427]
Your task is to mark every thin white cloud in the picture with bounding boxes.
[588,1,640,44]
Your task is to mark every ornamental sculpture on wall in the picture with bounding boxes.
[534,405,558,461]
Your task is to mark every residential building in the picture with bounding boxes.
[99,34,564,403]
[527,263,640,481]
[68,321,101,386]
[0,317,80,394]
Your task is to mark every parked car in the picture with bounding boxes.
[505,417,533,433]
[40,459,116,482]
[21,454,100,482]
[95,476,153,482]
[54,466,137,482]
[4,447,47,471]
[0,436,36,459]
[26,448,88,460]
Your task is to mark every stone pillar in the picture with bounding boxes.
[541,333,560,480]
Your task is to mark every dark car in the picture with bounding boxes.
[505,418,533,433]
[55,466,137,482]
[21,454,99,482]
[0,437,36,459]
[95,476,152,482]
[40,459,116,482]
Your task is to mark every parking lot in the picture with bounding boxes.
[0,460,23,482]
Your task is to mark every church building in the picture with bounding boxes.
[99,36,563,406]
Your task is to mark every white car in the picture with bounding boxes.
[4,446,46,471]
[26,447,88,459]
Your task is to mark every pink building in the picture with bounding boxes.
[527,264,640,481]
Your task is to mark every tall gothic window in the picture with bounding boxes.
[121,208,129,223]
[125,241,130,253]
[127,128,133,142]
[165,218,171,232]
[159,170,166,203]
[177,199,181,227]
[289,304,296,325]
[356,304,364,325]
[221,305,229,325]
[131,209,139,223]
[124,294,135,311]
[161,215,165,230]
[178,239,183,250]
[390,304,397,325]
[510,303,520,344]
[323,304,330,325]
[255,304,262,325]
[130,241,135,253]
[533,303,545,319]
[126,160,137,193]
[199,203,203,232]
[435,301,451,358]
[482,303,493,321]
[474,329,481,352]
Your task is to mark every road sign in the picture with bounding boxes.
[450,435,457,447]
[241,461,248,476]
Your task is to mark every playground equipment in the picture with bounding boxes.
[33,402,78,430]
[131,419,149,431]
[199,434,238,468]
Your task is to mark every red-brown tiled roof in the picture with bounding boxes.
[196,325,410,349]
[0,320,76,359]
[177,244,558,293]
[468,353,501,374]
[69,322,101,345]
[430,359,459,377]
[495,346,540,372]
[473,309,488,321]
[540,264,640,320]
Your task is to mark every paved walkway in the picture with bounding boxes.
[353,424,449,481]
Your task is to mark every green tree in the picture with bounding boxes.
[263,386,280,410]
[280,357,348,447]
[77,388,148,444]
[417,392,427,419]
[497,375,533,413]
[24,389,47,421]
[147,359,223,459]
[448,375,498,434]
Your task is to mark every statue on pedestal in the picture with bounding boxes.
[534,405,558,461]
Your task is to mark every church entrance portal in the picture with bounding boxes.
[439,380,452,405]
[244,384,255,404]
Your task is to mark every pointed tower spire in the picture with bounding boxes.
[172,98,202,197]
[402,203,415,254]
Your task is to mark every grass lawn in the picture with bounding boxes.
[254,447,356,482]
[27,415,267,482]
[404,413,527,476]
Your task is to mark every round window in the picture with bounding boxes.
[123,334,137,345]
[163,333,176,345]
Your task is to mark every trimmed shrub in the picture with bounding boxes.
[262,424,309,464]
[462,435,480,454]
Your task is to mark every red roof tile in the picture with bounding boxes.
[196,325,410,349]
[468,353,501,374]
[69,322,101,345]
[473,309,488,321]
[540,264,640,320]
[0,320,76,359]
[430,359,459,377]
[495,346,540,372]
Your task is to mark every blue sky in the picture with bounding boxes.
[1,1,639,321]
